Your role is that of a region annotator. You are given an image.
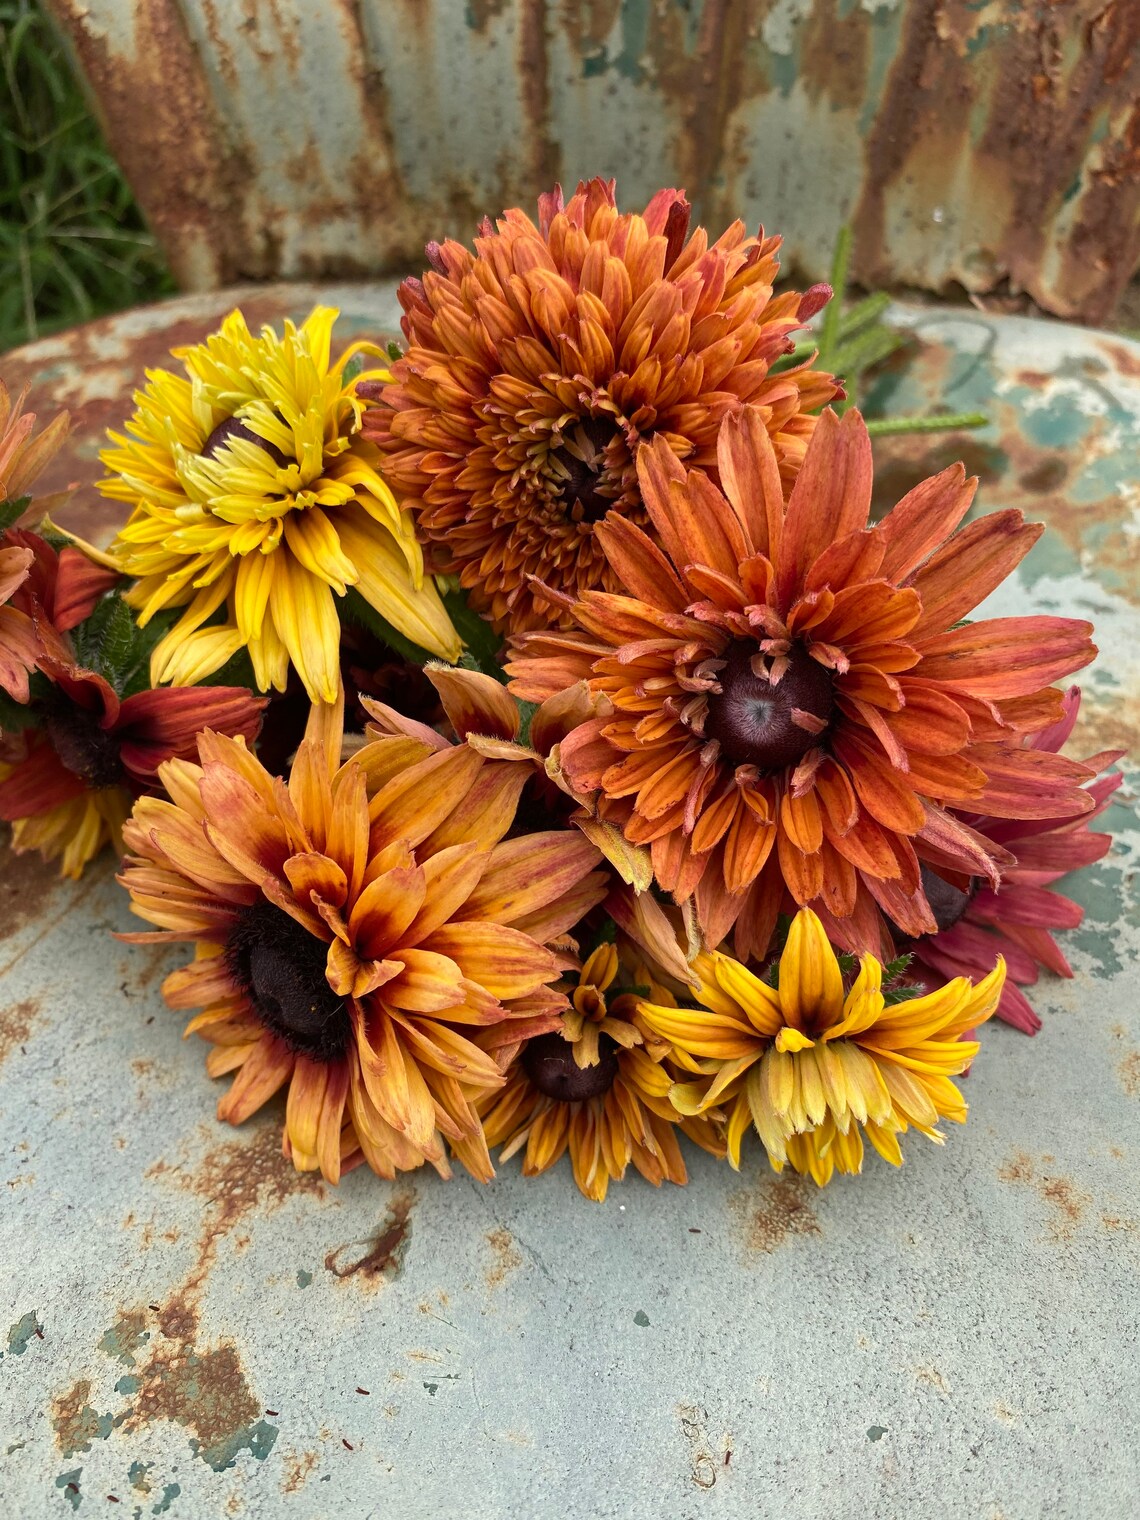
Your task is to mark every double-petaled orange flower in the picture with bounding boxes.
[507,406,1097,957]
[361,178,837,634]
[118,691,607,1184]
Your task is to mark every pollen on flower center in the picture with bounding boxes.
[201,415,290,469]
[226,900,349,1062]
[44,707,126,789]
[705,641,835,770]
[549,416,621,524]
[523,1031,619,1102]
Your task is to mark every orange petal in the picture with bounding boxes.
[458,830,602,925]
[420,922,558,998]
[778,409,872,609]
[368,743,484,850]
[349,864,427,958]
[876,462,976,581]
[424,664,520,741]
[216,1034,294,1124]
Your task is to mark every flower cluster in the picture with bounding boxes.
[3,180,1122,1201]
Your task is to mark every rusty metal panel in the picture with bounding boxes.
[1,284,1139,1515]
[42,0,1140,324]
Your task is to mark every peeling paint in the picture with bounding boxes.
[6,1311,43,1356]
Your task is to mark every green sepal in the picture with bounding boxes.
[0,495,32,533]
[441,585,505,682]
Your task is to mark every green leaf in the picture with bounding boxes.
[386,340,403,362]
[0,495,31,533]
[441,586,505,681]
[0,686,37,735]
[341,587,436,668]
[341,354,365,383]
[516,698,539,746]
[196,645,257,692]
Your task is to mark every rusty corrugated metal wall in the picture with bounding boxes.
[41,0,1140,324]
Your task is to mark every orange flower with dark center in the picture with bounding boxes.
[118,692,608,1184]
[507,406,1098,957]
[360,178,837,633]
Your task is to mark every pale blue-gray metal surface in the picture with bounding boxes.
[1,288,1138,1518]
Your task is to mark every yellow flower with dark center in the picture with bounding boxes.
[481,942,723,1202]
[101,307,461,703]
[118,689,606,1185]
[639,907,1005,1185]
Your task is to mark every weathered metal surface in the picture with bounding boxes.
[42,0,1140,324]
[2,289,1139,1517]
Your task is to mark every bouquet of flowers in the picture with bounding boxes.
[0,181,1121,1200]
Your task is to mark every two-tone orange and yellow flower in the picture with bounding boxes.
[101,307,461,703]
[118,689,607,1184]
[639,907,1005,1184]
[481,935,723,1202]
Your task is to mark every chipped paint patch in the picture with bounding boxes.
[6,1310,43,1355]
[98,1310,151,1367]
[50,1381,115,1458]
[54,1468,82,1511]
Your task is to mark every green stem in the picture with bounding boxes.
[819,225,852,364]
[864,412,989,437]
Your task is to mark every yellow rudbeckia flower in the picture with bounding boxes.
[639,907,1006,1185]
[101,307,461,703]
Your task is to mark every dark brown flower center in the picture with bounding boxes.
[550,416,621,524]
[201,415,289,468]
[705,641,835,770]
[522,1031,618,1102]
[919,864,976,933]
[226,900,349,1062]
[44,706,125,789]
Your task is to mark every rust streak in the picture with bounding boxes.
[325,1190,415,1286]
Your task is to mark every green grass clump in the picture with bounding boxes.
[0,0,173,352]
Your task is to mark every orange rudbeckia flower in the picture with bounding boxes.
[507,406,1097,957]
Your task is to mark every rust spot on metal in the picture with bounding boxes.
[281,1449,319,1493]
[1017,456,1069,494]
[0,844,60,943]
[800,0,872,114]
[43,0,253,292]
[151,1118,326,1237]
[51,1380,113,1458]
[324,1190,415,1287]
[483,1227,522,1289]
[852,0,1140,322]
[730,1174,821,1254]
[1117,1050,1140,1098]
[998,1151,1093,1243]
[0,997,42,1071]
